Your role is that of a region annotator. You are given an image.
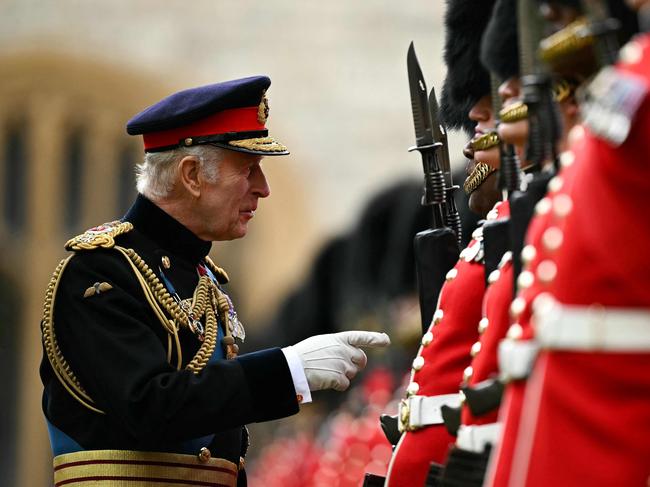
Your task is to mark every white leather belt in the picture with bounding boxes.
[534,297,650,351]
[398,393,462,432]
[456,423,501,453]
[498,339,540,380]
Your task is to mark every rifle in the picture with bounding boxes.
[519,0,562,172]
[428,86,463,248]
[581,0,622,66]
[483,75,519,284]
[407,43,460,334]
[508,0,562,289]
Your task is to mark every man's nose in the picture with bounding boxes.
[251,165,271,198]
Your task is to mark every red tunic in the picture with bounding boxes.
[462,200,512,427]
[488,34,650,487]
[386,202,511,486]
[486,135,582,487]
[385,228,488,487]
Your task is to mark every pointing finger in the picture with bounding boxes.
[339,331,391,349]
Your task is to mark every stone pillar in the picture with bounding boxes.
[14,93,67,487]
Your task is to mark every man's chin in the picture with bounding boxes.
[230,222,249,240]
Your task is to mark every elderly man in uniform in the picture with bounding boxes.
[39,76,390,487]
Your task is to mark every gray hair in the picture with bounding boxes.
[135,145,225,199]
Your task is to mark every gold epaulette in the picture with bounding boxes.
[65,221,134,251]
[204,256,229,284]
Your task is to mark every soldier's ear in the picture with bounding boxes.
[178,156,201,198]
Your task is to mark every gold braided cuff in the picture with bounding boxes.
[469,132,500,151]
[53,449,238,487]
[463,162,497,195]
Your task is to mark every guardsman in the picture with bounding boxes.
[438,0,598,482]
[489,0,650,484]
[39,76,390,487]
[482,1,640,486]
[383,1,502,485]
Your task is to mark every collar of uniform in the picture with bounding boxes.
[123,194,212,264]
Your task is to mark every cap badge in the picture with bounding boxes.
[257,93,269,125]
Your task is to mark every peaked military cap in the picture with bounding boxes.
[440,0,497,135]
[126,75,289,155]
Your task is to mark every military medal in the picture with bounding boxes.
[223,293,246,342]
[581,65,648,146]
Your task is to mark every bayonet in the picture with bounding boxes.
[428,85,462,246]
[407,42,460,333]
[407,42,446,230]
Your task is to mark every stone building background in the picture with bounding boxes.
[0,1,464,485]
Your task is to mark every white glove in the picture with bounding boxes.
[288,331,390,392]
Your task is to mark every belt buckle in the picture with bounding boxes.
[398,397,418,433]
[398,398,410,433]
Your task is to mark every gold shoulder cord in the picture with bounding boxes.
[42,256,103,414]
[43,221,237,414]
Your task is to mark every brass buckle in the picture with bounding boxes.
[398,398,417,433]
[398,398,409,433]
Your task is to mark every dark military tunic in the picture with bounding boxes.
[40,194,299,483]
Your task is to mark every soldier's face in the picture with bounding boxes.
[198,151,270,241]
[466,95,501,217]
[498,76,580,159]
[497,77,529,154]
[468,95,500,171]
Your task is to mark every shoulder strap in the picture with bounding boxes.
[65,221,133,252]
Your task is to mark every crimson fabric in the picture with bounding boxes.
[461,267,512,426]
[503,34,650,487]
[386,244,486,487]
[142,107,264,151]
[461,202,511,427]
[484,169,575,486]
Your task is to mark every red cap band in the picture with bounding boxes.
[142,106,264,150]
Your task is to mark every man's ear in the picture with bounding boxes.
[178,156,201,198]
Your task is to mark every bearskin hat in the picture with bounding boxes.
[481,0,638,82]
[440,0,498,135]
[480,0,519,82]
